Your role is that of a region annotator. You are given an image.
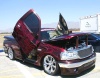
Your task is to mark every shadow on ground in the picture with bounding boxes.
[13,58,95,78]
[15,59,43,70]
[6,55,43,71]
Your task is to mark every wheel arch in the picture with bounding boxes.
[40,53,60,75]
[7,46,15,60]
[40,53,60,67]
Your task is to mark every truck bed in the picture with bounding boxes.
[3,35,18,46]
[4,35,15,40]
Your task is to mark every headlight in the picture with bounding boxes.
[60,50,79,60]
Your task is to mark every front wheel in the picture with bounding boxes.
[43,55,59,75]
[8,47,15,60]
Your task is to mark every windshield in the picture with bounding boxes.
[91,33,100,39]
[40,30,59,41]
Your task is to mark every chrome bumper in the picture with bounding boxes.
[59,57,96,68]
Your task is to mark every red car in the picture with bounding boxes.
[3,9,96,75]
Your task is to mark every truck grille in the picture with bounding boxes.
[78,45,93,58]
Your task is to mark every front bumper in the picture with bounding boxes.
[58,53,96,75]
[59,57,95,68]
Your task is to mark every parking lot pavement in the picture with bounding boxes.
[0,50,100,78]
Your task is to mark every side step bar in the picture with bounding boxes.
[24,58,36,64]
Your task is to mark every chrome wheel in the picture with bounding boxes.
[8,47,14,60]
[43,55,59,75]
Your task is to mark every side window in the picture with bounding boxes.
[24,13,39,35]
[41,31,50,40]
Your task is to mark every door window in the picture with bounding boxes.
[24,13,39,35]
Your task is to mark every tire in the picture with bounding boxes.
[8,47,15,60]
[43,55,59,75]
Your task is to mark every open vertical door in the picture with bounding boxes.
[12,9,41,55]
[56,13,69,35]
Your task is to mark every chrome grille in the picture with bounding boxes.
[78,45,93,58]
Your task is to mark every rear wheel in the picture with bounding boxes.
[43,55,59,75]
[8,47,15,60]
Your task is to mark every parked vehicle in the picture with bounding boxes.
[80,33,100,52]
[3,9,96,75]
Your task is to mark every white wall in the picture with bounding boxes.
[80,16,98,32]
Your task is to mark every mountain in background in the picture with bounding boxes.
[0,21,79,33]
[42,21,79,29]
[0,28,13,33]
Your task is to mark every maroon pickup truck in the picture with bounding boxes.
[3,9,96,75]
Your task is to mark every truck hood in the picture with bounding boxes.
[43,34,74,43]
[44,33,88,51]
[43,35,70,49]
[45,32,86,42]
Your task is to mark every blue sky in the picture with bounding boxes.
[0,0,100,30]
